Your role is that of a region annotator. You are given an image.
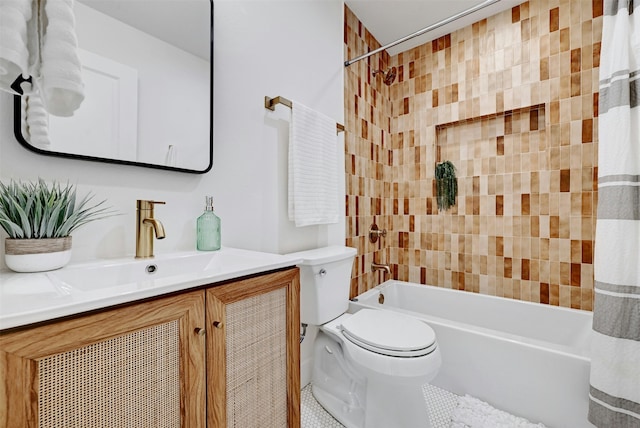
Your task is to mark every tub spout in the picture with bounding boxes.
[372,262,391,276]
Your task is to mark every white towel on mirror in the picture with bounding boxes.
[0,0,35,95]
[37,0,84,116]
[21,92,50,148]
[17,78,50,148]
[288,101,339,227]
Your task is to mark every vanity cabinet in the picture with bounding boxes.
[0,267,300,428]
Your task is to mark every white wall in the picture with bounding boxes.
[0,0,344,263]
[211,0,345,254]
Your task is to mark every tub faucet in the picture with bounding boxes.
[372,262,391,276]
[136,200,166,258]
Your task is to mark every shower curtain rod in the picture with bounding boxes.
[344,0,500,67]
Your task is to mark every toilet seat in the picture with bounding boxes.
[340,309,437,357]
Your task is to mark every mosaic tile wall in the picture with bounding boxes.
[344,6,394,298]
[344,0,602,310]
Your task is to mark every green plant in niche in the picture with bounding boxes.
[435,161,457,211]
[0,179,117,239]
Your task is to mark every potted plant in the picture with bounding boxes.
[0,179,116,273]
[435,160,458,211]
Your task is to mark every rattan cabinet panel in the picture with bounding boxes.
[206,268,300,428]
[0,291,206,428]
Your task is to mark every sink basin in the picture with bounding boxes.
[48,248,282,291]
[1,247,302,330]
[49,253,209,290]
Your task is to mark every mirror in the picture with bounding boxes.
[13,0,213,174]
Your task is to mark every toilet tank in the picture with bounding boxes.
[288,246,357,325]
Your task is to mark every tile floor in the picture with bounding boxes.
[301,383,459,428]
[301,385,345,428]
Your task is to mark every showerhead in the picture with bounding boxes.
[372,67,397,85]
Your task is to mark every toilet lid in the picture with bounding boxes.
[340,309,437,357]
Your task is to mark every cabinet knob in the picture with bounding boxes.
[213,321,223,329]
[194,327,206,336]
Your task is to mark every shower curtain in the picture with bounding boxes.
[588,1,640,427]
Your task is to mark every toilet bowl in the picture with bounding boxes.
[291,246,441,428]
[313,310,441,428]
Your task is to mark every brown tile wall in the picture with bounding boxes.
[344,6,395,297]
[344,0,602,310]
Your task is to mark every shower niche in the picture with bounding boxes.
[432,103,554,293]
[434,104,547,216]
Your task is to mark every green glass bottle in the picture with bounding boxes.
[197,196,221,251]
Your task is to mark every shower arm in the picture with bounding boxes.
[344,0,500,67]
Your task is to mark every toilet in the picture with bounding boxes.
[291,246,441,428]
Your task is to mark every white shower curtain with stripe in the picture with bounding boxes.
[588,0,640,426]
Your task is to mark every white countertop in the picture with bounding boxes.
[0,247,301,330]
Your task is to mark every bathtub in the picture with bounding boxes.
[349,280,593,428]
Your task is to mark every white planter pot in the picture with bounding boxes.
[4,237,72,273]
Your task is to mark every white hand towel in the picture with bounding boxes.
[37,0,84,117]
[288,101,339,227]
[0,0,35,95]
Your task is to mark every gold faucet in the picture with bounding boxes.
[135,200,166,258]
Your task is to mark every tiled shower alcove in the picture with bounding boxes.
[345,0,601,310]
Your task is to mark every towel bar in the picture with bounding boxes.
[264,96,345,133]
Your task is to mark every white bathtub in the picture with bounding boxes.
[349,280,594,428]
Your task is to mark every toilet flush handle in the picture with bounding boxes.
[318,268,327,277]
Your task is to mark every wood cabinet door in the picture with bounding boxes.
[206,268,300,428]
[0,291,206,428]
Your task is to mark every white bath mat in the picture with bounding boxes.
[449,394,547,428]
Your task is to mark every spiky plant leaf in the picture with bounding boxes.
[7,193,32,238]
[0,179,118,239]
[0,213,24,238]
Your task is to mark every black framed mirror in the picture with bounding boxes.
[13,0,213,174]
